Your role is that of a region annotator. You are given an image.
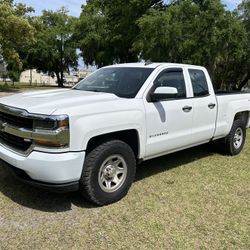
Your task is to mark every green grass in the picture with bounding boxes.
[0,132,249,249]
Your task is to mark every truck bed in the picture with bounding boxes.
[215,90,250,96]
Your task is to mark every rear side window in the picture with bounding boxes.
[154,70,186,98]
[189,69,209,97]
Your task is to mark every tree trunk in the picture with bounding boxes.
[60,69,64,87]
[59,35,64,88]
[56,72,64,88]
[236,73,250,91]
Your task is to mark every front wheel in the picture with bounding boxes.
[224,119,246,156]
[79,140,136,206]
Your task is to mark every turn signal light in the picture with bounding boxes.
[33,139,67,148]
[58,119,69,128]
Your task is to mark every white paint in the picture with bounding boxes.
[0,62,250,184]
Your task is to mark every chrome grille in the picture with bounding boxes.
[0,132,32,151]
[0,104,34,153]
[0,111,33,129]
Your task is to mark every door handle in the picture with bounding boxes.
[182,106,193,112]
[208,103,216,109]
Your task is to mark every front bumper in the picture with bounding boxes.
[0,144,85,184]
[1,160,79,193]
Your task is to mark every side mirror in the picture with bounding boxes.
[150,86,178,102]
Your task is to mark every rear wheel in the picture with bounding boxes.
[79,140,136,206]
[224,119,246,155]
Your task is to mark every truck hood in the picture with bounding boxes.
[0,89,119,115]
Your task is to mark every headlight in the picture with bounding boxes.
[33,115,69,130]
[33,115,70,148]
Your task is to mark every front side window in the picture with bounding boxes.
[74,67,154,98]
[154,69,186,98]
[189,69,209,97]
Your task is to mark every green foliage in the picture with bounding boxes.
[74,0,249,90]
[22,8,78,87]
[134,0,248,89]
[1,0,249,89]
[0,0,34,81]
[237,0,250,89]
[74,8,111,67]
[75,0,164,67]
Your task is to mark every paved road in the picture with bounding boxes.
[0,92,9,97]
[0,92,15,97]
[0,88,56,98]
[0,89,31,98]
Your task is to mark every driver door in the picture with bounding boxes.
[144,68,193,158]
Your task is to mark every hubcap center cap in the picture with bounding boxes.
[103,165,116,179]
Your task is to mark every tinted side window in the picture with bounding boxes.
[154,70,186,98]
[189,69,209,97]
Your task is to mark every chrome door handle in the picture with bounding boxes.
[208,103,216,109]
[182,106,193,112]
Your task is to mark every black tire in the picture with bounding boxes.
[224,119,246,156]
[79,140,136,206]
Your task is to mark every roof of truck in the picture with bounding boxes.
[104,62,205,70]
[104,62,162,69]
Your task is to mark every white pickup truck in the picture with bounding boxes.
[0,63,250,205]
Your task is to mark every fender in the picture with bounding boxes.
[69,109,146,158]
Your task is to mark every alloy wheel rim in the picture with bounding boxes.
[98,154,128,193]
[233,127,243,149]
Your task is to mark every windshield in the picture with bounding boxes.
[73,67,154,98]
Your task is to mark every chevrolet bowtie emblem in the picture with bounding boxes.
[0,122,7,132]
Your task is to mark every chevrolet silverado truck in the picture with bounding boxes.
[0,63,250,205]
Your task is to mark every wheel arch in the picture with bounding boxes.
[85,129,141,159]
[234,111,250,128]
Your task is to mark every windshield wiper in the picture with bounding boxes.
[73,88,121,97]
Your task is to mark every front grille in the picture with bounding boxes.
[0,111,33,129]
[0,132,32,151]
[0,109,33,152]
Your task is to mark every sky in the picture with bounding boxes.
[15,0,243,16]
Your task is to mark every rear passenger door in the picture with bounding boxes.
[188,68,217,144]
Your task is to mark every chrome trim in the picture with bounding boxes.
[0,104,30,118]
[0,121,6,132]
[0,104,70,155]
[0,120,69,146]
[0,103,67,121]
[0,138,35,156]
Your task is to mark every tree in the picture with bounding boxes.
[22,8,78,87]
[75,0,164,68]
[0,0,34,82]
[237,0,250,90]
[134,0,248,90]
[74,6,111,67]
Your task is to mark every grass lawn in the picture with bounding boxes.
[0,131,249,249]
